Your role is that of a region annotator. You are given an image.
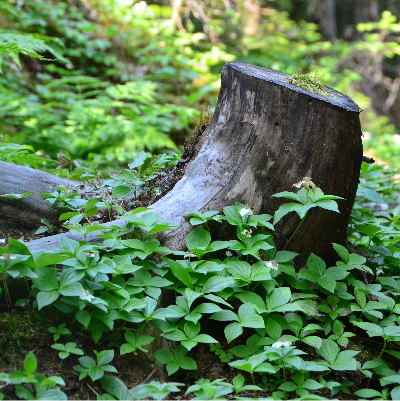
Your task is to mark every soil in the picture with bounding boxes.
[0,304,389,400]
[0,309,161,400]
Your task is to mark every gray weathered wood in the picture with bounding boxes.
[4,62,363,267]
[0,161,83,229]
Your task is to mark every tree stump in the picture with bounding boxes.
[1,61,363,267]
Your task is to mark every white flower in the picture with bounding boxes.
[226,251,233,257]
[134,1,147,10]
[264,260,278,270]
[242,229,252,237]
[79,289,95,302]
[376,268,384,276]
[0,239,5,244]
[272,337,292,349]
[238,207,253,217]
[293,176,316,193]
[184,251,195,259]
[85,252,95,258]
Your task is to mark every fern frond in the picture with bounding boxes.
[0,30,66,72]
[0,142,52,168]
[0,1,18,16]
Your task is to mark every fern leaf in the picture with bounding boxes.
[0,30,67,72]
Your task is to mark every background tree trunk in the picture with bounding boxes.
[317,0,337,42]
[1,61,363,268]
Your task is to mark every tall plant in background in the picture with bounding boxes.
[0,0,233,168]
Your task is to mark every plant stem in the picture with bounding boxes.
[377,337,387,361]
[283,361,286,382]
[2,272,11,308]
[283,214,307,250]
[23,278,33,308]
[251,372,256,386]
[366,337,387,389]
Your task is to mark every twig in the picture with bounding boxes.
[86,383,99,396]
[141,367,157,384]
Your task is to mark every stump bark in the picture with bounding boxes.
[1,61,363,267]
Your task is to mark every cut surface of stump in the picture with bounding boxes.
[2,61,363,268]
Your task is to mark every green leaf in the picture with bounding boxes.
[318,277,337,293]
[238,303,264,328]
[100,376,136,400]
[15,386,34,400]
[266,318,282,341]
[332,243,349,263]
[307,253,326,276]
[274,251,299,263]
[279,382,297,392]
[323,266,348,281]
[354,389,383,398]
[162,257,193,290]
[225,322,243,343]
[353,321,384,337]
[59,282,84,297]
[201,276,236,294]
[76,310,91,329]
[31,267,59,292]
[97,350,114,366]
[357,224,382,238]
[178,356,197,371]
[24,352,37,375]
[266,287,291,310]
[36,290,59,309]
[154,349,174,364]
[186,227,211,250]
[314,199,340,213]
[302,336,323,349]
[298,269,320,282]
[316,340,339,365]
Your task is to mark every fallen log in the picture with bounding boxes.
[1,61,363,267]
[0,161,84,229]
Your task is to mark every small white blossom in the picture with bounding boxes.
[272,337,292,349]
[293,176,316,193]
[242,229,252,237]
[134,1,147,10]
[79,289,95,302]
[226,251,233,257]
[264,260,278,270]
[184,251,195,259]
[376,268,384,276]
[85,252,95,258]
[0,239,6,244]
[238,207,253,217]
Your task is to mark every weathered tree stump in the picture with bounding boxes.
[1,61,363,267]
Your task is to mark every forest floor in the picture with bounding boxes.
[0,305,383,400]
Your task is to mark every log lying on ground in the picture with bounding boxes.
[2,61,363,267]
[0,161,84,229]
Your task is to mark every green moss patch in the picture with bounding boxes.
[286,73,334,98]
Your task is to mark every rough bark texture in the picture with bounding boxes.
[3,62,363,268]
